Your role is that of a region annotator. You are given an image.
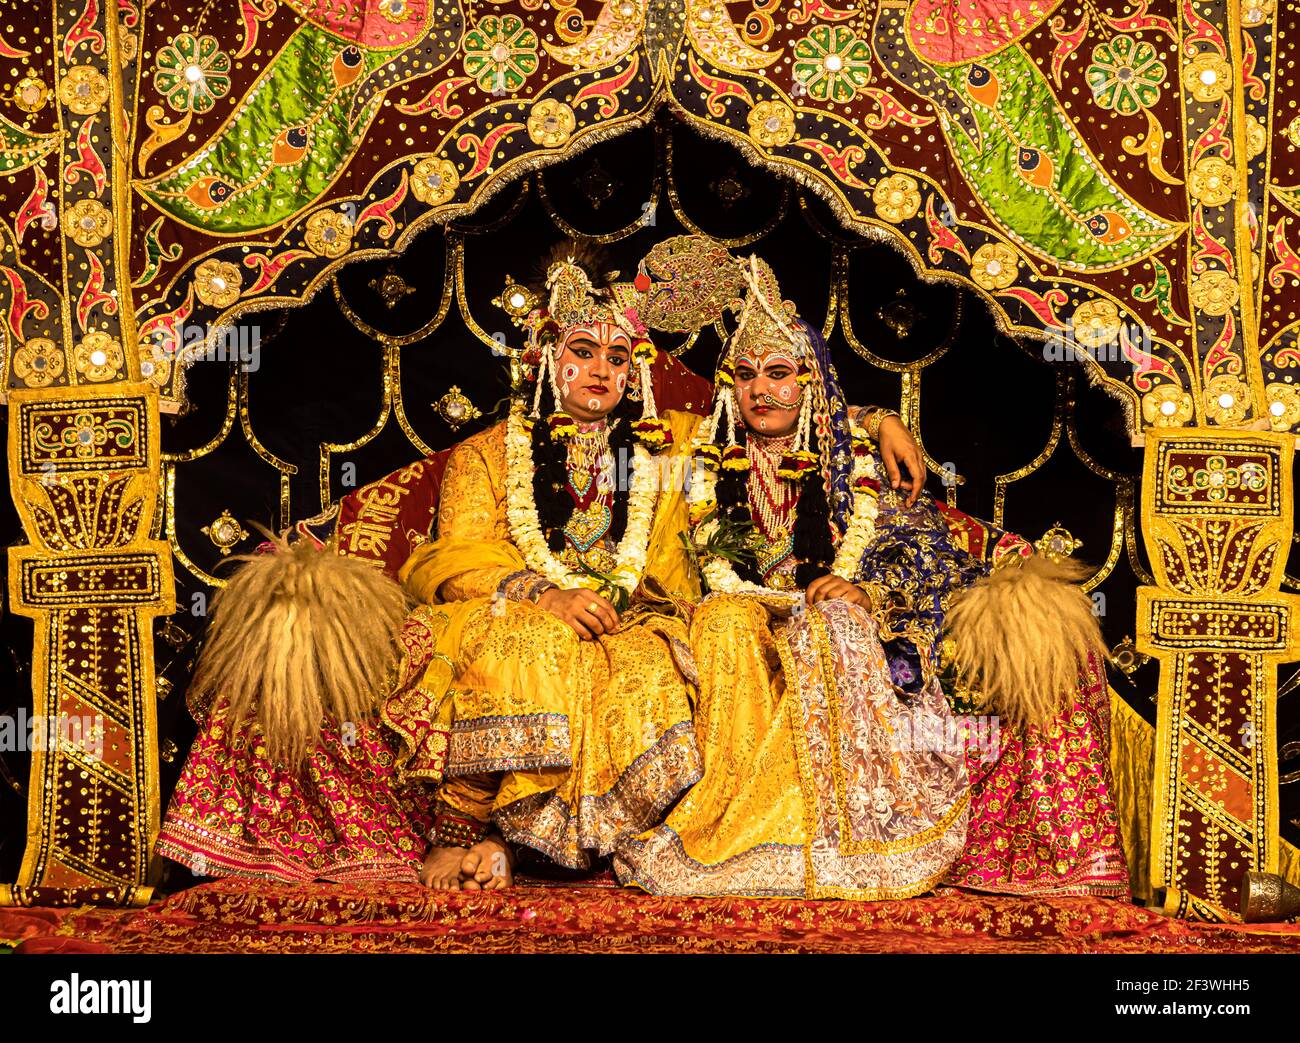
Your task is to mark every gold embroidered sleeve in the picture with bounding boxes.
[431,432,520,602]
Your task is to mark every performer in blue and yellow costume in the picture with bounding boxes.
[617,246,1119,899]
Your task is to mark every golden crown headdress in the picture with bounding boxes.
[496,247,661,430]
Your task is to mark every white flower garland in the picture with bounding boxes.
[505,408,660,594]
[688,425,880,597]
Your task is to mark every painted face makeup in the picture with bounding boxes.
[734,351,803,437]
[555,320,633,423]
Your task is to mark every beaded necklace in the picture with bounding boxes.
[745,432,800,583]
[561,420,615,559]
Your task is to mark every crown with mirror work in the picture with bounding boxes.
[495,251,663,436]
[634,235,827,476]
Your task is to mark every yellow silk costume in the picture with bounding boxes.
[394,409,705,868]
[615,593,970,898]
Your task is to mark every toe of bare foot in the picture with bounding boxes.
[421,845,468,890]
[467,835,514,889]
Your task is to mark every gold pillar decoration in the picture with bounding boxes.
[1,0,170,907]
[1137,430,1300,921]
[3,384,173,905]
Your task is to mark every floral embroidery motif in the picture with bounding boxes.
[969,242,1019,291]
[304,209,354,258]
[1203,374,1251,426]
[792,26,872,103]
[1167,453,1269,502]
[462,15,539,93]
[154,33,232,114]
[12,337,64,388]
[411,157,459,206]
[67,199,112,247]
[192,258,242,307]
[1071,298,1122,348]
[1182,52,1231,104]
[1265,383,1300,430]
[1188,270,1238,316]
[527,99,576,148]
[1188,156,1235,206]
[1141,384,1194,427]
[1086,36,1165,115]
[873,173,921,224]
[746,100,795,148]
[73,332,124,382]
[59,66,109,115]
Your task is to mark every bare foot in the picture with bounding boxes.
[420,845,468,890]
[459,834,514,890]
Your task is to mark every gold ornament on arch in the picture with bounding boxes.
[1072,299,1123,349]
[969,242,1018,291]
[193,258,243,308]
[873,173,921,224]
[1188,156,1235,207]
[528,99,576,148]
[747,100,795,148]
[1142,385,1194,428]
[411,157,460,206]
[73,332,124,383]
[12,338,64,388]
[1189,270,1239,317]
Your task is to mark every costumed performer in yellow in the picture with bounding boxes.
[616,245,1112,899]
[399,243,705,889]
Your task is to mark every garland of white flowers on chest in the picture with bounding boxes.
[503,252,676,596]
[687,413,881,596]
[505,408,667,596]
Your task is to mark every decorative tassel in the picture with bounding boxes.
[530,348,552,418]
[638,357,658,420]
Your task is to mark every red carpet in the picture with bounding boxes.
[3,880,1299,953]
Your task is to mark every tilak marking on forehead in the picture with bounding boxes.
[736,351,800,372]
[561,320,632,347]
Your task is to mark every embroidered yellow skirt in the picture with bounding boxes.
[615,595,969,898]
[395,595,702,869]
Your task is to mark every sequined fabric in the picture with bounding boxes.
[946,652,1130,897]
[616,594,969,898]
[155,710,436,884]
[407,416,705,869]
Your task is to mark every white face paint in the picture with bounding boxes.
[734,353,803,438]
[587,397,601,411]
[560,362,579,399]
[615,372,627,393]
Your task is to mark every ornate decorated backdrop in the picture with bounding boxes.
[0,0,1298,921]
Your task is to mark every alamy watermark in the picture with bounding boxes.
[891,712,1001,763]
[0,709,104,761]
[1042,319,1152,368]
[147,321,261,372]
[50,974,151,1023]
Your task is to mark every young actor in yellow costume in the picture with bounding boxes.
[615,254,970,898]
[400,247,705,889]
[616,251,1107,899]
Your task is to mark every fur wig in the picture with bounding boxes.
[191,530,411,765]
[943,554,1102,731]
